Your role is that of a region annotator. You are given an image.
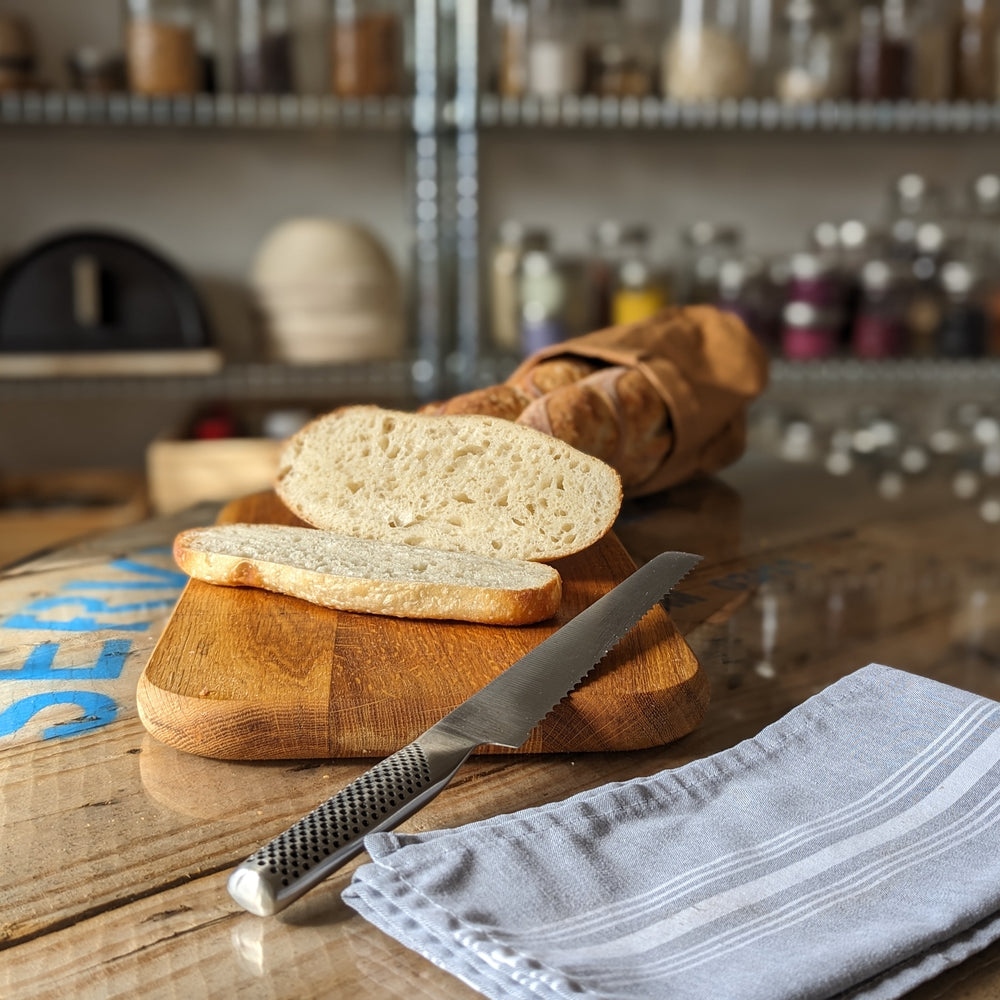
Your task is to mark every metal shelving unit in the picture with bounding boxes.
[473,95,1000,132]
[0,90,412,130]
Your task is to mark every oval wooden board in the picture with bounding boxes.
[137,491,709,758]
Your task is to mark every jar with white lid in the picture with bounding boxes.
[662,0,752,102]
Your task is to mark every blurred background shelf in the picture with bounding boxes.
[473,96,1000,132]
[0,90,412,130]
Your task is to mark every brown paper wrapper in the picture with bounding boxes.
[508,306,769,497]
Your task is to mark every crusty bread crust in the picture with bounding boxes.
[274,406,622,562]
[174,524,563,626]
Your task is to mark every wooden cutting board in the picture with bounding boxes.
[137,491,709,759]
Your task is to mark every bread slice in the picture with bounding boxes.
[174,523,562,625]
[274,406,623,562]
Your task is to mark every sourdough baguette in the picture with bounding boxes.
[418,356,599,418]
[174,523,562,625]
[275,406,622,562]
[517,365,672,487]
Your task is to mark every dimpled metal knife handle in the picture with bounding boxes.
[228,729,475,916]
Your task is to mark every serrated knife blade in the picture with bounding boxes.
[228,550,701,916]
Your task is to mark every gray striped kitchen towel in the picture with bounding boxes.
[342,664,1000,999]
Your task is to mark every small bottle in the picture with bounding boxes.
[678,221,742,304]
[716,253,776,350]
[193,0,218,92]
[329,0,402,98]
[936,260,988,357]
[775,0,846,103]
[781,300,839,359]
[611,227,667,326]
[528,0,583,97]
[953,0,997,102]
[905,221,948,356]
[490,221,542,353]
[886,172,946,261]
[851,259,906,358]
[235,0,294,94]
[583,220,627,330]
[495,0,530,97]
[125,0,200,96]
[851,0,912,101]
[911,0,954,101]
[519,233,568,354]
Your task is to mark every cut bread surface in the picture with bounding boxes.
[174,523,562,625]
[274,406,623,562]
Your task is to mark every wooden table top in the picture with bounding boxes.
[3,450,1000,999]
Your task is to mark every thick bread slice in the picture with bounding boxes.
[174,523,562,625]
[274,406,623,562]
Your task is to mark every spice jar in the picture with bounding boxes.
[851,259,907,358]
[781,301,839,359]
[236,0,294,93]
[716,253,777,350]
[329,0,402,98]
[954,0,997,101]
[495,0,530,97]
[490,221,546,353]
[611,226,667,326]
[125,0,200,96]
[904,221,948,355]
[677,221,743,304]
[936,260,988,357]
[911,0,954,100]
[519,232,568,354]
[662,0,752,101]
[528,0,583,98]
[0,14,38,92]
[850,0,913,100]
[775,0,846,103]
[583,220,628,330]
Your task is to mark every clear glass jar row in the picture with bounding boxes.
[488,172,1000,362]
[492,0,1000,104]
[123,0,403,98]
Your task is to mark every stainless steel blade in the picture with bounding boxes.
[434,550,702,748]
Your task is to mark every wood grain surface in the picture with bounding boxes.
[4,451,1000,999]
[137,491,709,758]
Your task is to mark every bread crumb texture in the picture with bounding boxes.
[275,407,622,561]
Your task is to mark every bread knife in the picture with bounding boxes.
[228,550,701,916]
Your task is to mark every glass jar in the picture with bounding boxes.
[329,0,402,98]
[904,221,947,356]
[519,233,569,354]
[662,0,752,102]
[851,259,907,358]
[125,0,200,96]
[494,0,530,97]
[954,0,997,101]
[716,253,777,350]
[528,0,583,98]
[583,220,628,330]
[936,260,988,357]
[611,226,667,326]
[678,221,743,304]
[235,0,294,94]
[886,172,946,260]
[490,221,547,352]
[774,0,846,103]
[850,0,913,100]
[911,0,954,100]
[781,300,839,359]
